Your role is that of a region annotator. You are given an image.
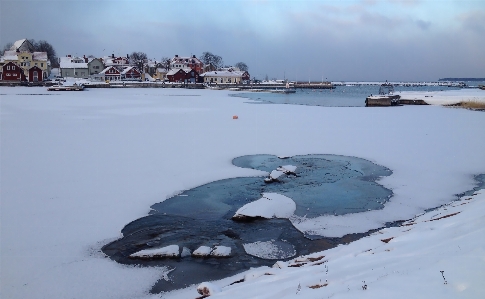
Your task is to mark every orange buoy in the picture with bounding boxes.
[233,115,238,119]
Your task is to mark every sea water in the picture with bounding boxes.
[103,154,393,292]
[233,84,467,107]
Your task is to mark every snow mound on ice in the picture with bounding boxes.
[130,245,179,258]
[233,193,296,219]
[243,240,296,259]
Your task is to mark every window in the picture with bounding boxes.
[7,65,10,70]
[41,63,43,67]
[35,63,38,66]
[12,66,15,70]
[75,72,78,76]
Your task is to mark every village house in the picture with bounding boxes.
[88,58,104,76]
[121,66,141,80]
[102,54,131,68]
[166,68,201,83]
[97,65,142,81]
[98,66,121,81]
[153,67,168,81]
[59,55,89,78]
[1,62,27,81]
[1,39,50,81]
[201,69,250,84]
[170,55,204,73]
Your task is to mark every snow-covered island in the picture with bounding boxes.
[1,87,484,299]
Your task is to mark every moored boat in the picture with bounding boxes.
[47,83,84,91]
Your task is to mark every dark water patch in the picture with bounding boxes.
[102,154,393,292]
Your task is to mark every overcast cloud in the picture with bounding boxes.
[1,0,484,81]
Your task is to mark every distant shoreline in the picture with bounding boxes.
[438,78,485,81]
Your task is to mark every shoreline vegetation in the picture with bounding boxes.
[445,100,485,110]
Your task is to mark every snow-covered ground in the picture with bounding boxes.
[1,87,484,299]
[398,89,485,105]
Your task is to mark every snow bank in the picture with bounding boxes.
[167,191,485,298]
[233,193,296,220]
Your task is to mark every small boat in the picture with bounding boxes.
[271,82,296,94]
[47,82,84,91]
[365,82,400,107]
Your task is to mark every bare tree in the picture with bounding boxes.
[199,52,224,71]
[235,62,248,72]
[129,51,148,71]
[2,42,13,53]
[160,56,171,71]
[35,40,58,67]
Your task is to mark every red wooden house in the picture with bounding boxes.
[121,66,141,80]
[100,66,121,81]
[167,69,187,83]
[28,66,44,82]
[1,62,26,81]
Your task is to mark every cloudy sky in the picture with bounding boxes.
[1,0,484,81]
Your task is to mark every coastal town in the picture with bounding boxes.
[0,38,252,86]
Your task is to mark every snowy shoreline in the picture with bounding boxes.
[1,87,484,299]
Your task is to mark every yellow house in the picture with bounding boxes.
[3,50,50,80]
[153,68,168,81]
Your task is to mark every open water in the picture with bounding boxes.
[233,83,470,107]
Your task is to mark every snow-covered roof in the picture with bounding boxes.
[11,39,27,51]
[202,70,246,78]
[2,50,18,61]
[121,66,139,74]
[99,66,120,74]
[167,68,183,76]
[32,52,48,61]
[156,68,168,73]
[59,56,88,69]
[171,55,202,64]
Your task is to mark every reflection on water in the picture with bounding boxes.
[102,154,393,292]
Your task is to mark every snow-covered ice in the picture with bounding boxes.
[1,87,484,299]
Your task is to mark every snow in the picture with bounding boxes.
[211,246,232,257]
[243,240,296,260]
[233,193,296,219]
[1,87,484,299]
[192,246,212,257]
[197,282,222,296]
[130,245,180,258]
[162,191,485,299]
[398,89,485,105]
[277,165,297,173]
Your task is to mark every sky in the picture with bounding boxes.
[1,0,484,81]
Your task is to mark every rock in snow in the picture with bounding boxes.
[197,282,221,296]
[129,245,180,259]
[192,246,212,257]
[211,246,232,257]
